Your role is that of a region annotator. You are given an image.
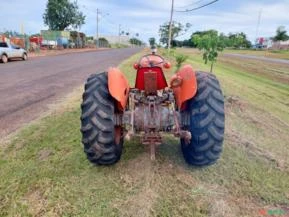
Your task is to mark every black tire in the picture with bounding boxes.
[80,72,123,165]
[181,71,225,166]
[22,53,28,61]
[1,54,8,64]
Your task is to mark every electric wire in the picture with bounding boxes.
[175,0,219,12]
[175,0,207,9]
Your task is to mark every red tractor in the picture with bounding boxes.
[80,50,225,166]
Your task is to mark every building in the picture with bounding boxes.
[41,30,86,48]
[255,37,289,50]
[272,40,289,50]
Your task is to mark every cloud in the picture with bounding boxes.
[0,0,288,43]
[173,0,289,41]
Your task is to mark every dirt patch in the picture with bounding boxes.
[209,199,234,217]
[24,190,48,217]
[118,187,157,217]
[47,87,83,115]
[28,48,109,58]
[38,149,53,161]
[115,154,158,217]
[116,153,260,217]
[225,95,247,111]
[227,130,287,170]
[23,189,72,217]
[171,165,260,217]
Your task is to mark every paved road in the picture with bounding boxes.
[223,53,289,65]
[0,48,141,137]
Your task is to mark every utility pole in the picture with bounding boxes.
[255,9,262,45]
[118,24,121,44]
[96,8,99,48]
[168,0,174,51]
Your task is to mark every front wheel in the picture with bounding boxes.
[1,54,8,64]
[181,71,225,166]
[80,72,123,165]
[22,53,28,61]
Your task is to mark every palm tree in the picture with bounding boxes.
[273,26,289,42]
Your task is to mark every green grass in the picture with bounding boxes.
[1,49,289,217]
[223,48,289,60]
[110,43,130,49]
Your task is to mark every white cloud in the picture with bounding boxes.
[173,1,289,41]
[0,0,288,43]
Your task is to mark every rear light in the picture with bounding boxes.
[164,62,171,69]
[133,63,139,69]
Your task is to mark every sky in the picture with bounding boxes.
[0,0,289,43]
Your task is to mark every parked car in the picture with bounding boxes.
[0,42,28,63]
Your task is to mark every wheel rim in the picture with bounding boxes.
[23,54,27,60]
[2,55,7,63]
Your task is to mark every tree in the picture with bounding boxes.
[228,32,251,48]
[181,30,227,48]
[273,26,289,41]
[43,0,85,30]
[219,33,231,47]
[129,38,143,46]
[149,37,156,47]
[182,38,195,47]
[192,30,225,72]
[175,54,188,71]
[159,21,190,47]
[120,31,130,36]
[172,40,183,47]
[98,37,110,47]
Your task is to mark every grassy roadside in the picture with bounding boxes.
[28,48,110,58]
[223,48,289,60]
[1,49,289,217]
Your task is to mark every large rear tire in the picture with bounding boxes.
[181,71,225,166]
[80,72,123,165]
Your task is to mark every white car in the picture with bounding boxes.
[0,42,28,63]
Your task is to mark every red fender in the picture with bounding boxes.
[107,67,130,112]
[170,65,197,110]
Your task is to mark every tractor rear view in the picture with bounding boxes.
[80,50,225,166]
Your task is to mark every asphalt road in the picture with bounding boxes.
[0,48,141,137]
[223,53,289,65]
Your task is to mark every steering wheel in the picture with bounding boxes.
[138,54,165,67]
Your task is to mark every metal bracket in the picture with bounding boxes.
[142,133,162,160]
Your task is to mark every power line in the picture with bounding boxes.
[175,0,206,9]
[96,8,99,47]
[175,0,219,12]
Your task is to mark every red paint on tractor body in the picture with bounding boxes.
[135,67,168,91]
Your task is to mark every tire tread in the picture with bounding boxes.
[181,71,225,166]
[80,72,123,165]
